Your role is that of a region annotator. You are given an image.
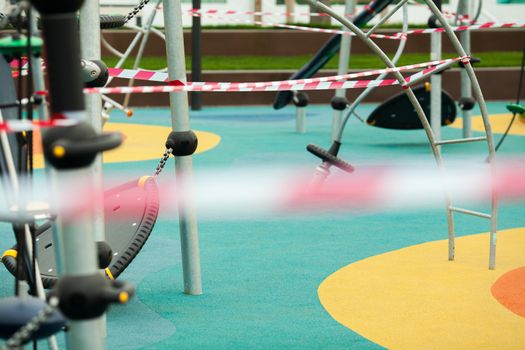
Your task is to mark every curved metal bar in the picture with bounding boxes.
[305,0,455,264]
[423,0,497,269]
[336,2,409,142]
[101,36,125,58]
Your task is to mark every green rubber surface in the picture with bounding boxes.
[1,102,524,349]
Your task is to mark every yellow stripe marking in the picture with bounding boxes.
[450,114,525,136]
[105,268,115,280]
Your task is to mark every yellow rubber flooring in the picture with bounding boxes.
[318,228,525,350]
[32,122,221,168]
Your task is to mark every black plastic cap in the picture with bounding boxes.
[43,123,97,169]
[54,274,134,320]
[458,97,476,111]
[96,241,113,269]
[165,130,199,156]
[331,96,349,111]
[43,122,122,170]
[458,57,481,68]
[293,92,309,107]
[83,60,109,88]
[427,15,442,28]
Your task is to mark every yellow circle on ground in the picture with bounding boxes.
[33,123,221,169]
[450,114,525,135]
[318,228,525,350]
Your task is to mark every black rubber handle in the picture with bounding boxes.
[53,132,122,157]
[307,144,354,173]
[101,280,135,304]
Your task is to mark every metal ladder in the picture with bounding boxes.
[307,0,499,269]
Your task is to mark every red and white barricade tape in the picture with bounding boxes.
[401,21,525,38]
[108,56,465,84]
[0,119,78,133]
[186,8,356,18]
[406,0,473,23]
[0,57,463,132]
[87,61,450,95]
[196,13,404,40]
[192,13,525,40]
[107,67,171,83]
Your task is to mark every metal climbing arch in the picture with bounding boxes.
[306,0,498,269]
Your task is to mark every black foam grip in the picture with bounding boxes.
[99,15,126,29]
[307,144,354,173]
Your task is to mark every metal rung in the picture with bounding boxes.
[449,206,492,219]
[434,136,487,146]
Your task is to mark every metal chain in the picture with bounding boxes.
[153,147,173,177]
[2,297,60,350]
[124,0,151,24]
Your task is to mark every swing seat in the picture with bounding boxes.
[2,176,159,288]
[366,85,457,130]
[0,296,65,342]
[506,103,525,115]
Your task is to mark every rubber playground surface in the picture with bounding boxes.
[0,101,524,349]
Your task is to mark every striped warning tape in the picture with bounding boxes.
[10,58,46,78]
[0,57,462,132]
[406,0,473,23]
[195,13,401,40]
[186,8,356,18]
[398,21,525,38]
[108,67,170,83]
[186,5,462,21]
[0,119,78,133]
[193,13,525,40]
[87,61,449,95]
[108,56,464,84]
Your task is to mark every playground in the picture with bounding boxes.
[0,1,524,349]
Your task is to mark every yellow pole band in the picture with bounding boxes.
[1,249,18,260]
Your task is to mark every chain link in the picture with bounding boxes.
[2,297,60,350]
[153,147,173,177]
[124,0,151,24]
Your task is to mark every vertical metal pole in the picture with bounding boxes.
[34,1,105,347]
[296,107,306,133]
[458,0,472,138]
[285,0,295,23]
[163,0,203,295]
[123,0,162,109]
[331,0,355,141]
[191,0,202,110]
[430,0,442,144]
[254,0,262,22]
[79,0,107,340]
[28,10,48,121]
[423,0,498,270]
[79,0,105,244]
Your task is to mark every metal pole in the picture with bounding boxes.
[33,0,106,347]
[430,0,442,144]
[458,0,472,138]
[254,0,262,22]
[79,0,107,341]
[191,0,202,110]
[123,0,162,110]
[331,0,355,141]
[423,0,498,270]
[285,0,295,23]
[163,0,203,295]
[296,107,306,133]
[80,0,105,244]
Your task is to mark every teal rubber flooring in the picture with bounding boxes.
[1,102,524,349]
